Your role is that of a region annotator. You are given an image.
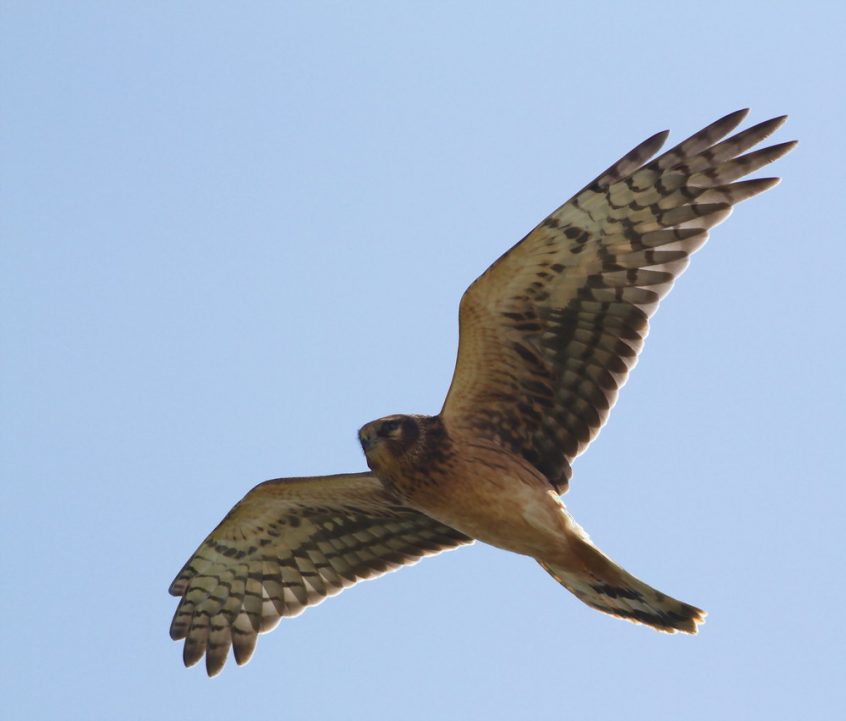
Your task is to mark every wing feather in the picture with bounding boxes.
[442,111,795,492]
[169,472,471,675]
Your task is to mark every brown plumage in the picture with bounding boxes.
[169,473,471,676]
[170,109,795,674]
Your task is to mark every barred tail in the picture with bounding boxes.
[539,532,706,634]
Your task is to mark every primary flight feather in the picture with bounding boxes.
[170,109,795,675]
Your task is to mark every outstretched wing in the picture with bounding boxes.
[442,109,795,492]
[169,472,471,676]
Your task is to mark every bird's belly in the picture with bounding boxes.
[403,447,568,559]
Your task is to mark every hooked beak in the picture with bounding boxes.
[358,426,375,452]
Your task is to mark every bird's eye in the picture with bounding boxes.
[378,419,401,436]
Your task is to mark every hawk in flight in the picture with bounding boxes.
[170,109,795,675]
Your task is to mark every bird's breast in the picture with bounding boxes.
[395,439,569,559]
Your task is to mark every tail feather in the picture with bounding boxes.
[539,533,706,634]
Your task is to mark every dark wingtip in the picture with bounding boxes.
[712,108,751,134]
[638,129,670,160]
[766,139,800,161]
[183,641,204,668]
[206,653,227,677]
[726,107,751,122]
[712,108,750,136]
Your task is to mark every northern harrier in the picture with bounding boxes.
[170,109,795,675]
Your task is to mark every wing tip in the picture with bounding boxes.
[206,654,228,677]
[711,108,750,135]
[642,128,670,157]
[777,138,799,153]
[727,107,751,120]
[169,623,186,641]
[183,641,205,669]
[759,176,782,190]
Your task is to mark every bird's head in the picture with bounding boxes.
[358,414,422,473]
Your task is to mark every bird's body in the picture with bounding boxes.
[169,109,795,675]
[360,413,703,632]
[361,415,558,558]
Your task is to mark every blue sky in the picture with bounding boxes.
[3,2,844,719]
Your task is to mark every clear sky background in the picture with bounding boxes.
[3,2,844,720]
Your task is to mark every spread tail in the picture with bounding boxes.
[539,522,705,634]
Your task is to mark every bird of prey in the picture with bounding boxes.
[169,109,795,675]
